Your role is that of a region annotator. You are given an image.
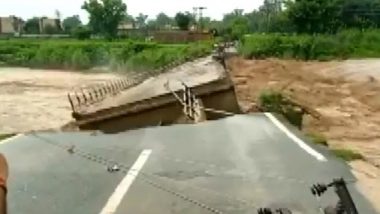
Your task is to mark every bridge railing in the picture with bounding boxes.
[67,57,201,114]
[67,75,144,113]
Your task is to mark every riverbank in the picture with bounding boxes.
[227,57,380,211]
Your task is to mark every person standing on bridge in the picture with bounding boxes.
[0,154,8,214]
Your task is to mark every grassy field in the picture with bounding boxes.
[239,29,380,60]
[0,39,213,71]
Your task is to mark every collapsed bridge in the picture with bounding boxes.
[68,56,241,133]
[2,51,377,214]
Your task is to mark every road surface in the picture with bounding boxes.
[0,114,377,214]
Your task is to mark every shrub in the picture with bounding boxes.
[71,49,91,70]
[259,90,304,128]
[259,90,284,112]
[331,149,363,161]
[72,26,92,40]
[0,133,15,141]
[307,133,328,146]
[125,47,182,71]
[31,45,54,68]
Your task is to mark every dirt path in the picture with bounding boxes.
[227,57,380,211]
[0,68,119,134]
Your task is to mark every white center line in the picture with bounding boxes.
[100,149,152,214]
[264,113,327,162]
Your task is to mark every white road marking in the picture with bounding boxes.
[264,113,327,162]
[100,149,152,214]
[0,134,23,145]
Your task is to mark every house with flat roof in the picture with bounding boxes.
[39,17,62,33]
[0,16,23,35]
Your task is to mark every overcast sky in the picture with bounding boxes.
[0,0,263,22]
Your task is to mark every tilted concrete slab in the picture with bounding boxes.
[1,114,377,214]
[73,56,240,132]
[79,57,226,114]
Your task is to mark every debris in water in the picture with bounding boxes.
[107,164,120,173]
[67,146,75,154]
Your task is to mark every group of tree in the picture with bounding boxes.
[174,12,193,30]
[147,13,175,30]
[286,0,380,34]
[81,0,197,37]
[82,0,126,38]
[216,0,380,38]
[163,0,380,40]
[20,0,380,40]
[62,15,82,33]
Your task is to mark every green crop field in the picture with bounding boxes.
[0,39,213,71]
[239,30,380,61]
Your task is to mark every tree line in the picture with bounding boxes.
[210,0,380,40]
[20,0,380,39]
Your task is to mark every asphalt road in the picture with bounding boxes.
[0,114,377,214]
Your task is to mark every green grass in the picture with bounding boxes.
[239,29,380,60]
[307,133,328,147]
[258,90,366,162]
[259,90,304,128]
[124,42,212,72]
[0,39,213,71]
[0,133,16,142]
[331,149,364,161]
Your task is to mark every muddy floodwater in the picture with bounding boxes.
[0,67,118,134]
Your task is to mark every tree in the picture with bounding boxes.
[245,10,267,32]
[82,0,127,39]
[23,17,40,34]
[135,13,148,29]
[63,15,82,33]
[200,17,211,30]
[286,0,341,34]
[338,0,380,29]
[146,20,157,30]
[220,10,249,39]
[156,12,174,29]
[208,20,223,35]
[229,16,250,40]
[72,26,92,40]
[222,9,245,27]
[267,12,294,33]
[175,12,192,30]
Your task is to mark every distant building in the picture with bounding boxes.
[39,17,62,33]
[117,21,149,39]
[118,21,135,34]
[0,16,23,35]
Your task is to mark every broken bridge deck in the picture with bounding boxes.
[73,56,240,132]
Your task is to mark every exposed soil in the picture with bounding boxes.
[227,57,380,212]
[0,68,119,134]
